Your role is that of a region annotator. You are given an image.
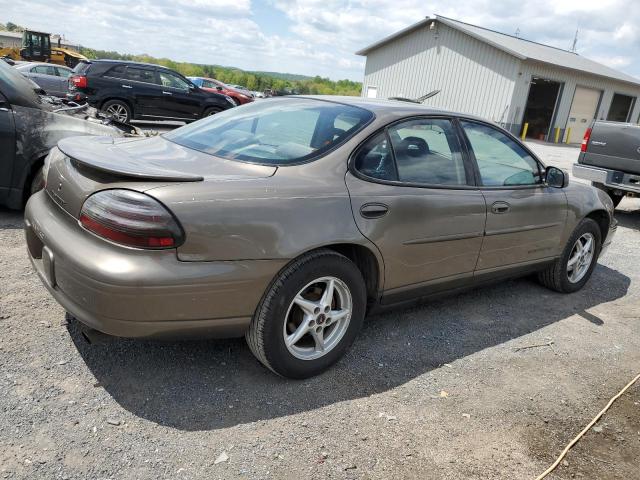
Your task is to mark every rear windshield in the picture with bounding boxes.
[163,98,374,165]
[73,61,92,74]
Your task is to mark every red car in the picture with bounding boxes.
[188,77,254,105]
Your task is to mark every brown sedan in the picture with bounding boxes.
[25,97,617,378]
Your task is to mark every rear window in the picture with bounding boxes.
[164,98,374,165]
[72,61,92,75]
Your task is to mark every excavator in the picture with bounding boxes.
[0,30,87,68]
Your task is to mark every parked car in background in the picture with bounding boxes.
[253,90,265,98]
[574,120,640,207]
[228,84,254,96]
[68,60,235,123]
[0,60,139,209]
[15,62,73,98]
[188,77,254,105]
[25,97,616,378]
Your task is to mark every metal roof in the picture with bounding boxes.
[356,15,640,87]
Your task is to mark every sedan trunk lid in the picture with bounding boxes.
[48,135,277,218]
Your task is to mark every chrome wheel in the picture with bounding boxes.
[104,103,128,122]
[283,276,352,361]
[567,233,595,283]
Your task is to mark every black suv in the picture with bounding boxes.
[68,60,235,123]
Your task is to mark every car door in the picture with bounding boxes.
[156,70,202,121]
[121,66,165,118]
[0,92,16,199]
[53,66,73,97]
[346,117,486,302]
[459,120,567,272]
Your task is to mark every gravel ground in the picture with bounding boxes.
[1,142,639,479]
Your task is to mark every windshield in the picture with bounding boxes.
[164,98,374,165]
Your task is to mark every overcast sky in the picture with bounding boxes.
[1,0,639,81]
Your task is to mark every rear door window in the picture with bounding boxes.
[388,118,467,185]
[125,67,158,84]
[105,65,126,79]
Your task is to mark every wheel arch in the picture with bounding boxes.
[20,152,49,206]
[585,209,610,243]
[306,243,383,306]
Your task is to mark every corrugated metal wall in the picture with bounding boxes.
[362,23,519,123]
[362,22,640,141]
[509,60,640,139]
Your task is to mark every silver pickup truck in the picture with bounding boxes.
[573,120,640,207]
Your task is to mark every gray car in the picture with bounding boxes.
[24,97,617,378]
[15,62,73,98]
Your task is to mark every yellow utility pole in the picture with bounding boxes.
[521,123,529,141]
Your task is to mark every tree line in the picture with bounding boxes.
[79,48,362,96]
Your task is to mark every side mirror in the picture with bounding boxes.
[546,166,569,188]
[216,86,223,91]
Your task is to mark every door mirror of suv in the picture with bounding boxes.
[546,166,569,188]
[216,86,223,91]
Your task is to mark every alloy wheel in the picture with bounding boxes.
[567,232,595,283]
[283,276,352,361]
[105,104,128,122]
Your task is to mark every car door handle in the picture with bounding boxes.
[162,91,172,95]
[491,201,510,214]
[360,203,389,219]
[121,84,132,89]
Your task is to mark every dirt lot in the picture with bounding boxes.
[1,143,639,479]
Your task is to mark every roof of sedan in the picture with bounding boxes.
[298,95,461,116]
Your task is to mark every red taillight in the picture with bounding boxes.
[70,75,87,88]
[581,128,592,152]
[79,190,184,249]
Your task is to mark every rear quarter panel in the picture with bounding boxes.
[149,156,376,262]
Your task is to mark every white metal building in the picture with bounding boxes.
[357,15,640,143]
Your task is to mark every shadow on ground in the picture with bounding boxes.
[0,207,24,230]
[68,264,629,432]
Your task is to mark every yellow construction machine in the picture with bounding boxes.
[0,30,87,68]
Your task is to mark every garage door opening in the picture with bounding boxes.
[521,77,562,141]
[607,93,636,122]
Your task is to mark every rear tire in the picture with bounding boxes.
[102,100,131,123]
[246,249,366,379]
[537,218,601,293]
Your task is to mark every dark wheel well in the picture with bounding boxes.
[22,156,46,205]
[586,210,610,242]
[322,244,381,304]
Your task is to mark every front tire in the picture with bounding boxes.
[203,107,222,117]
[246,249,366,379]
[537,218,601,293]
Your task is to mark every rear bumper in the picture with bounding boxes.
[573,164,640,194]
[24,191,286,339]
